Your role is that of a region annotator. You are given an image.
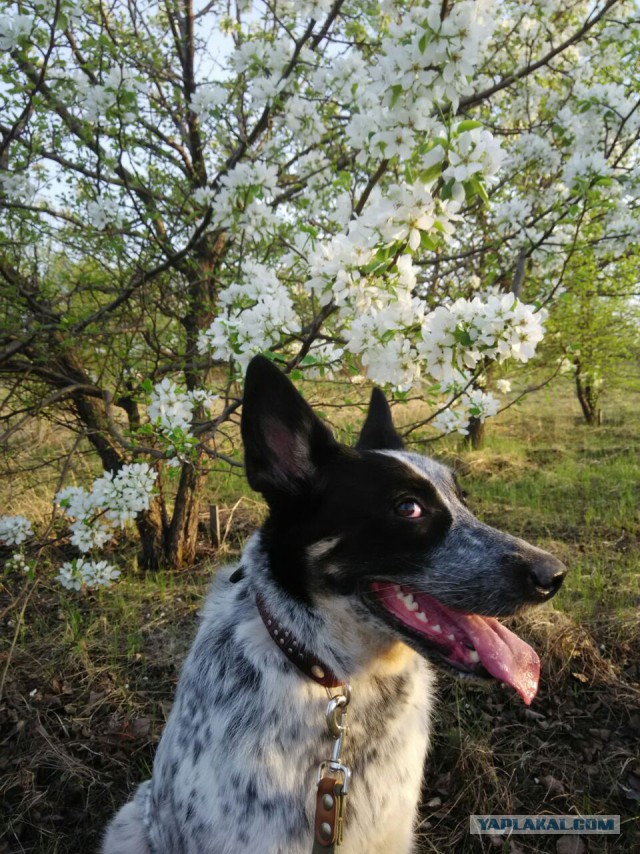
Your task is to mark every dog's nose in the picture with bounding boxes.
[529,555,567,595]
[504,552,568,601]
[526,554,568,601]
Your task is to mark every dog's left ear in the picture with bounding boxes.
[356,387,404,451]
[241,355,338,501]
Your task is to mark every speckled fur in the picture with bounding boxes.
[103,531,433,854]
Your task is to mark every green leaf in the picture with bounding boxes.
[454,327,472,346]
[420,231,439,251]
[389,84,404,109]
[455,119,483,134]
[441,179,455,200]
[419,163,443,184]
[467,175,489,204]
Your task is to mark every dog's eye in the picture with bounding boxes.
[394,499,423,519]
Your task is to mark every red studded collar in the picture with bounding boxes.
[255,593,345,689]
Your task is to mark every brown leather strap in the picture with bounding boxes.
[313,776,344,852]
[256,594,344,689]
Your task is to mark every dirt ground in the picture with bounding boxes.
[1,553,639,854]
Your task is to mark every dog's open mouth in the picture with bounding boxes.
[368,581,540,705]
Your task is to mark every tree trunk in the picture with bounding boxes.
[166,463,206,568]
[136,498,168,571]
[465,416,486,450]
[574,360,599,425]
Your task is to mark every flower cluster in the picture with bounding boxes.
[349,1,497,159]
[432,388,500,436]
[75,66,147,123]
[442,127,506,200]
[57,462,157,552]
[148,379,216,435]
[416,294,545,434]
[198,162,280,233]
[0,514,34,546]
[197,261,298,369]
[55,558,121,591]
[419,294,547,387]
[86,196,124,230]
[5,551,31,573]
[0,11,31,51]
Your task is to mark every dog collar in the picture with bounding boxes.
[255,593,345,689]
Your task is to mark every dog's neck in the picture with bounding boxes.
[242,533,417,683]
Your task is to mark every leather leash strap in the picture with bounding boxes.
[312,776,345,853]
[255,593,344,689]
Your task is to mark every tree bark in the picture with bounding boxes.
[574,360,599,426]
[136,498,168,571]
[465,416,486,450]
[166,463,206,568]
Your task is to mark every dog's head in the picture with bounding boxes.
[241,356,567,703]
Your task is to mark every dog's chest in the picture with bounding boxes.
[146,583,434,854]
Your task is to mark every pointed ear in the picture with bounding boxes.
[356,388,404,451]
[241,356,337,501]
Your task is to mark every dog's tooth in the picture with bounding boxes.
[469,650,480,663]
[447,633,455,641]
[396,589,405,600]
[416,612,428,623]
[404,595,419,612]
[431,624,441,633]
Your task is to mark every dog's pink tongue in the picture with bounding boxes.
[459,614,540,705]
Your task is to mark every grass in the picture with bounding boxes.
[1,377,639,853]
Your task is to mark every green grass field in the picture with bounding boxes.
[1,377,639,853]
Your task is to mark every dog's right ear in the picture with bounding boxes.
[241,356,338,501]
[356,387,404,451]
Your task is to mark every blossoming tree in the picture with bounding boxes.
[1,0,639,578]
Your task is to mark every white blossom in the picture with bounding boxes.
[190,82,227,115]
[86,196,124,230]
[0,12,31,51]
[0,515,34,546]
[148,379,195,433]
[198,261,298,368]
[57,463,157,551]
[5,551,30,572]
[55,558,121,591]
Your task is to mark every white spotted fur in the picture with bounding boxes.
[103,531,435,854]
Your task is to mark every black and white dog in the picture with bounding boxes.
[104,355,566,854]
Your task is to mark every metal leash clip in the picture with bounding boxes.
[313,684,351,852]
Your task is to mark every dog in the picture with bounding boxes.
[103,355,567,854]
